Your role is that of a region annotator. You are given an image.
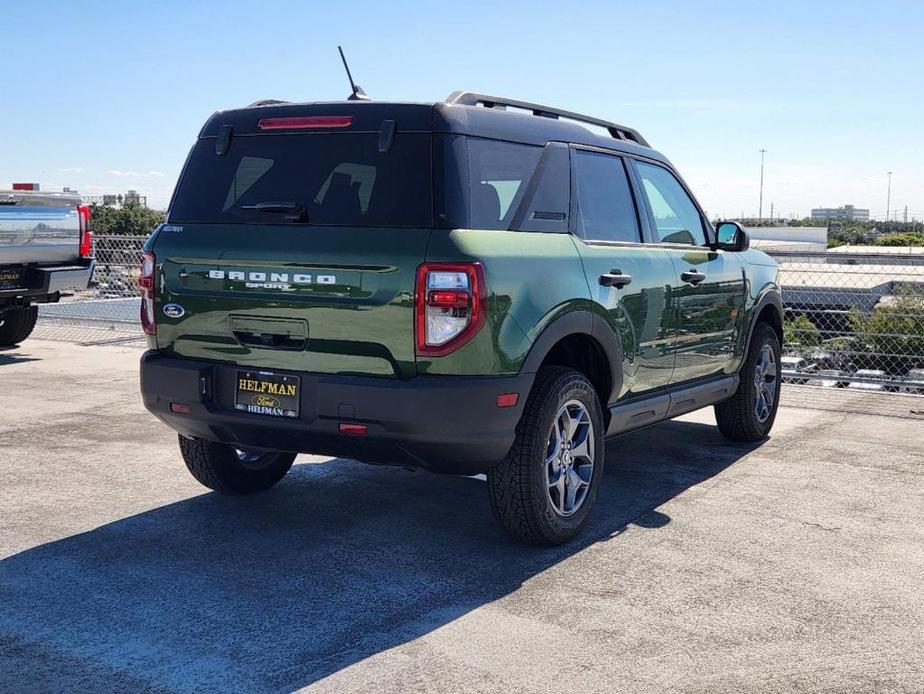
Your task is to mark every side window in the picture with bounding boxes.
[467,139,542,230]
[572,150,640,243]
[634,161,707,246]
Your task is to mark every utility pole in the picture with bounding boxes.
[886,171,893,222]
[770,201,774,223]
[904,205,908,223]
[758,149,767,222]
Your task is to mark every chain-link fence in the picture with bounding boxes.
[34,234,145,344]
[33,238,924,396]
[766,248,924,396]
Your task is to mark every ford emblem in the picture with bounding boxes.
[163,303,186,319]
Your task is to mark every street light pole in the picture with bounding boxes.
[886,171,893,222]
[758,149,767,222]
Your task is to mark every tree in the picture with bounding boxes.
[89,202,165,237]
[873,232,924,247]
[784,314,821,348]
[827,223,869,246]
[848,288,924,372]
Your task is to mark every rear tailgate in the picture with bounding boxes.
[151,111,435,378]
[152,224,428,377]
[0,193,81,265]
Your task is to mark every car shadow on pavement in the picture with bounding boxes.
[0,419,762,692]
[0,348,40,367]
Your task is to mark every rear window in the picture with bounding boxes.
[169,133,432,227]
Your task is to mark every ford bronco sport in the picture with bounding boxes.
[140,92,782,545]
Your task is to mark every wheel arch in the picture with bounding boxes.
[746,289,783,353]
[520,310,624,410]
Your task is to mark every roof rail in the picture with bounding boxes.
[445,91,649,148]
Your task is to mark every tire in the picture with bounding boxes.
[178,435,296,494]
[0,306,38,346]
[715,322,781,442]
[488,366,606,546]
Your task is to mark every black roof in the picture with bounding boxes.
[197,92,669,165]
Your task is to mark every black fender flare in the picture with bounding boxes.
[519,310,624,405]
[744,289,783,356]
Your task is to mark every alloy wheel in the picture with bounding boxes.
[545,399,595,517]
[753,344,778,423]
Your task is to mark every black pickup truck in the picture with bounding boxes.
[0,190,94,345]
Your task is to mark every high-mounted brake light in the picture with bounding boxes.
[258,116,353,130]
[77,205,92,259]
[415,263,487,357]
[140,251,156,336]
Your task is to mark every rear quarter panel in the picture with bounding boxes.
[420,229,590,376]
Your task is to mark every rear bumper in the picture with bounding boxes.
[0,261,94,301]
[140,351,534,475]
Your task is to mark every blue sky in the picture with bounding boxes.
[2,0,922,219]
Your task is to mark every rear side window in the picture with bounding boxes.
[169,133,432,228]
[572,150,640,243]
[436,137,566,231]
[467,139,541,230]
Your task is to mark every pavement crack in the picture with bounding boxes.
[801,521,842,532]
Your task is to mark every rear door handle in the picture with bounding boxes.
[599,271,632,288]
[680,270,706,286]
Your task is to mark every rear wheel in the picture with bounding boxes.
[715,322,781,441]
[0,306,38,346]
[488,367,605,545]
[178,435,296,494]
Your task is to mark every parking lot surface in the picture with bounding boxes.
[1,340,922,693]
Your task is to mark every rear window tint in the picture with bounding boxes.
[467,139,541,230]
[169,133,432,227]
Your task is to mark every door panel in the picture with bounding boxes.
[574,241,677,398]
[569,148,677,400]
[667,249,746,383]
[628,158,747,383]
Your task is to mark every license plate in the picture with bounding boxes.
[0,266,24,291]
[235,370,300,418]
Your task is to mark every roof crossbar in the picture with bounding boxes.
[445,91,649,148]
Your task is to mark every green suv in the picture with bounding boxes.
[140,91,782,545]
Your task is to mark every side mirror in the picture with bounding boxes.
[714,221,750,252]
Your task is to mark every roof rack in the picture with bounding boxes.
[445,91,649,148]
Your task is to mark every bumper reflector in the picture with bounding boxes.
[339,423,368,436]
[496,393,519,408]
[170,402,192,414]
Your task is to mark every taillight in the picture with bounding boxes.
[77,205,92,259]
[140,251,156,336]
[415,263,487,357]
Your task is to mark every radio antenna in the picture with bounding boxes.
[338,46,369,101]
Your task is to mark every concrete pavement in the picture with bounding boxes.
[1,340,922,692]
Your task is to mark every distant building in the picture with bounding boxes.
[87,191,148,208]
[811,205,870,222]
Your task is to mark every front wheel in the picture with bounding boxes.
[487,367,605,546]
[0,306,38,346]
[715,322,782,441]
[178,435,296,494]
